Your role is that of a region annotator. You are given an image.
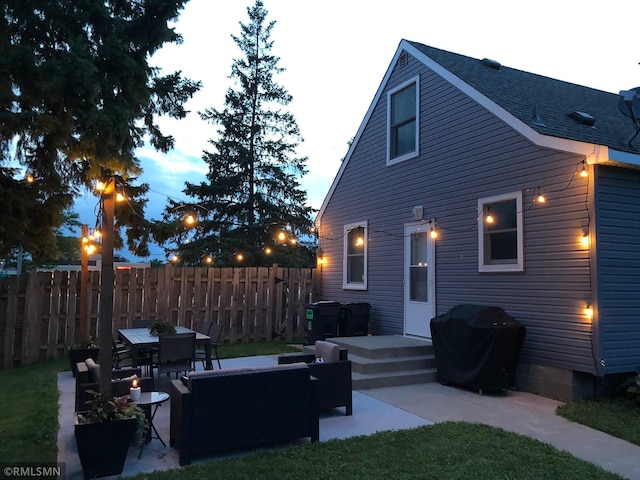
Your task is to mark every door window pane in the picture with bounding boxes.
[410,232,428,302]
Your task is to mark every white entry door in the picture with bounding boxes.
[404,223,435,338]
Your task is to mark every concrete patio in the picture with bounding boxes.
[58,352,640,480]
[58,354,432,478]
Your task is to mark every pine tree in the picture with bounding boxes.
[158,0,315,267]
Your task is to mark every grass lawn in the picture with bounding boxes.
[557,398,640,446]
[0,342,633,479]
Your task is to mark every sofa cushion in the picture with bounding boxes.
[186,363,308,388]
[85,358,100,383]
[315,341,340,363]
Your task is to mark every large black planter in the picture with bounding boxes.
[68,348,99,377]
[74,413,136,479]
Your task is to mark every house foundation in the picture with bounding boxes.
[516,363,596,402]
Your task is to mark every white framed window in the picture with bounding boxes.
[343,221,367,289]
[478,191,524,273]
[387,76,419,165]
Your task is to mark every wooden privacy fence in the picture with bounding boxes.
[0,265,321,369]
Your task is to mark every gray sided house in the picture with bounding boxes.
[316,39,640,401]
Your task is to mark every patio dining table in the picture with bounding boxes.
[118,326,213,371]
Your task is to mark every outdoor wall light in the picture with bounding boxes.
[581,232,590,248]
[584,304,593,318]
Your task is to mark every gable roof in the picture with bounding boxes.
[407,40,640,155]
[317,39,640,223]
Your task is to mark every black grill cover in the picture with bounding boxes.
[430,304,525,391]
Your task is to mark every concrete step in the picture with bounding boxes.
[305,335,439,390]
[352,368,438,390]
[327,336,433,359]
[349,353,436,374]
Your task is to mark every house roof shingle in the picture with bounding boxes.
[407,40,640,154]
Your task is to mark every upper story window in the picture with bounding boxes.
[387,77,419,165]
[343,221,367,290]
[478,191,523,273]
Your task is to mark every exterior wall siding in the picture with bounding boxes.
[594,165,640,374]
[319,51,597,375]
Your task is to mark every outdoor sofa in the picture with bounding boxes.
[278,340,353,415]
[170,363,319,465]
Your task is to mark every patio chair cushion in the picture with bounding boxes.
[315,340,340,363]
[85,358,100,383]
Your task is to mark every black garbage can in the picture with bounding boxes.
[339,303,371,336]
[305,301,340,344]
[430,304,525,392]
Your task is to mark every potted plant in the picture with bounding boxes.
[68,337,99,377]
[148,320,176,336]
[74,390,149,479]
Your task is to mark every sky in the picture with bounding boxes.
[73,0,640,262]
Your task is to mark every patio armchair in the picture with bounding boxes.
[278,340,353,415]
[74,358,152,411]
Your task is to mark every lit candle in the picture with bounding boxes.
[130,379,141,401]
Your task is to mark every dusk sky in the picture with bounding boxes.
[72,0,640,262]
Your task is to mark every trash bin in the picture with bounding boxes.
[305,301,341,344]
[339,303,371,336]
[430,304,525,392]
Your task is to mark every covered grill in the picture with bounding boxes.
[430,304,525,392]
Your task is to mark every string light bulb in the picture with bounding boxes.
[277,231,287,242]
[25,173,34,184]
[235,253,244,262]
[184,214,196,226]
[116,192,125,202]
[171,254,179,263]
[485,210,494,224]
[534,187,546,203]
[429,221,438,240]
[355,236,365,247]
[95,181,106,192]
[580,160,588,178]
[264,247,272,255]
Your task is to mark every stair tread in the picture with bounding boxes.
[352,368,437,379]
[348,353,434,364]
